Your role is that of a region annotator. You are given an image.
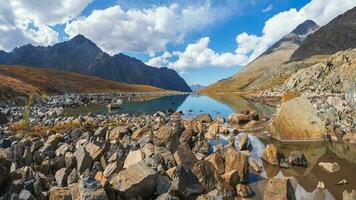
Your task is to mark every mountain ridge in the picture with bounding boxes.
[0,35,192,92]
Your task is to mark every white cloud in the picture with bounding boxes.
[146,51,172,67]
[65,1,234,54]
[236,0,356,62]
[0,0,91,51]
[166,37,248,70]
[262,4,273,13]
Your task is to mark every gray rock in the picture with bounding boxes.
[79,177,108,200]
[170,165,203,199]
[110,161,158,199]
[18,189,35,200]
[55,168,69,187]
[74,146,93,174]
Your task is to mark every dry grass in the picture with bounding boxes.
[0,65,166,96]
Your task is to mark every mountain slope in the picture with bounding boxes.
[0,35,191,92]
[201,20,319,94]
[0,65,165,104]
[291,6,356,61]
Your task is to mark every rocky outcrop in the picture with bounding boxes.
[282,49,356,94]
[0,35,192,92]
[270,96,327,141]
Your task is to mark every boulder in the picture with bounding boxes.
[154,123,183,152]
[262,144,282,166]
[288,151,308,167]
[49,187,72,200]
[196,114,213,123]
[236,184,253,198]
[205,123,219,139]
[281,91,300,103]
[179,128,193,144]
[224,147,249,183]
[79,177,108,200]
[270,97,327,141]
[94,127,108,138]
[239,133,250,151]
[55,168,70,187]
[170,165,203,199]
[192,161,235,198]
[74,146,93,174]
[205,153,225,175]
[154,146,176,169]
[263,178,296,200]
[318,162,340,173]
[45,134,62,149]
[19,189,36,200]
[123,150,144,169]
[228,113,250,125]
[107,126,129,142]
[103,160,121,178]
[110,161,158,199]
[132,126,151,140]
[173,143,198,169]
[249,160,262,173]
[85,143,104,161]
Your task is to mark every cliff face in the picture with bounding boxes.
[0,35,191,92]
[291,6,356,61]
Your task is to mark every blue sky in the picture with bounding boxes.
[1,0,355,86]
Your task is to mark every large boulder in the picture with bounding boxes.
[110,161,158,199]
[123,150,144,169]
[224,147,249,183]
[170,166,203,199]
[173,143,198,169]
[154,123,183,152]
[205,153,225,175]
[270,96,327,141]
[192,161,235,199]
[263,178,296,200]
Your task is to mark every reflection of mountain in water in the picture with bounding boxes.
[116,95,188,115]
[206,93,276,117]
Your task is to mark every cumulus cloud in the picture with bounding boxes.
[65,1,236,54]
[150,37,248,70]
[236,0,356,62]
[146,51,172,67]
[0,0,91,51]
[262,4,273,13]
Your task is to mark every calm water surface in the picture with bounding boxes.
[66,94,356,199]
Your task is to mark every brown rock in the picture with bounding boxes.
[192,161,235,198]
[174,143,198,169]
[236,184,253,198]
[45,134,62,149]
[107,126,129,142]
[264,178,296,200]
[281,91,300,103]
[49,187,72,200]
[221,170,239,187]
[318,162,340,173]
[55,168,70,187]
[205,153,225,175]
[205,123,219,139]
[85,143,104,161]
[154,123,183,152]
[270,96,327,141]
[196,114,213,123]
[224,147,249,183]
[123,150,144,169]
[132,126,151,140]
[249,160,262,173]
[262,144,282,166]
[74,146,93,174]
[95,171,107,187]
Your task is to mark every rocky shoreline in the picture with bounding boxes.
[0,92,355,200]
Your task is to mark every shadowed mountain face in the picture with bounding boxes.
[201,20,319,93]
[291,6,356,61]
[0,35,192,92]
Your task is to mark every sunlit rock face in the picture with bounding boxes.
[269,96,327,141]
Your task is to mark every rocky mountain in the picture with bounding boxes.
[201,20,319,94]
[190,84,206,92]
[291,6,356,61]
[0,35,192,92]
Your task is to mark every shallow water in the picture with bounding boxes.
[66,94,275,118]
[210,133,356,200]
